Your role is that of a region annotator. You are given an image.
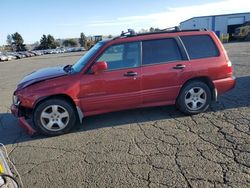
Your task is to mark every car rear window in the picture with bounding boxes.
[180,35,219,59]
[142,38,182,65]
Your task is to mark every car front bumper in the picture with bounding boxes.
[11,104,37,136]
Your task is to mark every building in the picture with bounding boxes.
[180,12,250,38]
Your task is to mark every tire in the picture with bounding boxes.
[177,81,211,115]
[33,99,76,136]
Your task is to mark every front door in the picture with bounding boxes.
[79,41,142,115]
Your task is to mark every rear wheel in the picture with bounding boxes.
[33,99,76,136]
[177,81,211,115]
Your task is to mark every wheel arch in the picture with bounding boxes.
[178,76,217,101]
[33,94,84,123]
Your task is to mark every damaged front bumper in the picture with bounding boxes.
[11,104,37,136]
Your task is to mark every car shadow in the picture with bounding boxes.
[0,75,249,146]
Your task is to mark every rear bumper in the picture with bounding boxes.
[213,77,236,95]
[11,104,37,136]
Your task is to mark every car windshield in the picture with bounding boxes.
[72,42,105,72]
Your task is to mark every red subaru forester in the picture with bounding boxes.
[11,29,236,136]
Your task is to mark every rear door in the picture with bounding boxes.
[180,35,222,79]
[141,37,191,105]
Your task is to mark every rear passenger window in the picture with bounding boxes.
[180,35,219,59]
[142,38,182,65]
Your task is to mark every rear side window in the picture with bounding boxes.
[142,38,182,65]
[180,35,219,59]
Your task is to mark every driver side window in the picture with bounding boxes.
[97,42,141,71]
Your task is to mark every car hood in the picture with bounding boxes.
[17,66,67,90]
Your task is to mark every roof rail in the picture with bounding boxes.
[179,28,208,32]
[113,29,136,40]
[113,27,208,40]
[160,26,181,32]
[158,27,208,33]
[121,29,136,37]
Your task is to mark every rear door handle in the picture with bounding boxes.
[124,71,137,77]
[173,64,186,69]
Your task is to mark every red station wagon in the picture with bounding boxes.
[11,28,236,136]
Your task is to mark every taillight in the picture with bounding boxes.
[227,61,233,74]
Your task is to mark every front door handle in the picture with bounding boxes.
[124,71,137,77]
[173,64,186,69]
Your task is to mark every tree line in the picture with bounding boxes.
[5,27,160,52]
[5,32,88,52]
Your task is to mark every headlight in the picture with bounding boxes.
[12,95,20,106]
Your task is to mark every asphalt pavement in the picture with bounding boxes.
[0,43,249,188]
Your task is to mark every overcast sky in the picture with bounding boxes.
[0,0,249,45]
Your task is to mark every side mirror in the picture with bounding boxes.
[91,61,108,74]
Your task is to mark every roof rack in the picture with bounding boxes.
[113,27,208,40]
[121,29,136,37]
[112,29,136,40]
[161,26,181,32]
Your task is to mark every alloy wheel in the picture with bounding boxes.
[184,87,207,111]
[40,105,70,131]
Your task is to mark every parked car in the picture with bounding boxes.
[19,51,34,57]
[31,51,41,56]
[9,52,23,59]
[5,53,17,60]
[73,47,85,52]
[46,49,56,54]
[65,48,74,53]
[27,51,35,57]
[60,48,66,53]
[17,52,26,58]
[18,51,29,58]
[11,28,236,136]
[28,51,37,56]
[0,53,8,61]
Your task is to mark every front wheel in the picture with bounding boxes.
[177,81,211,115]
[33,99,76,136]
